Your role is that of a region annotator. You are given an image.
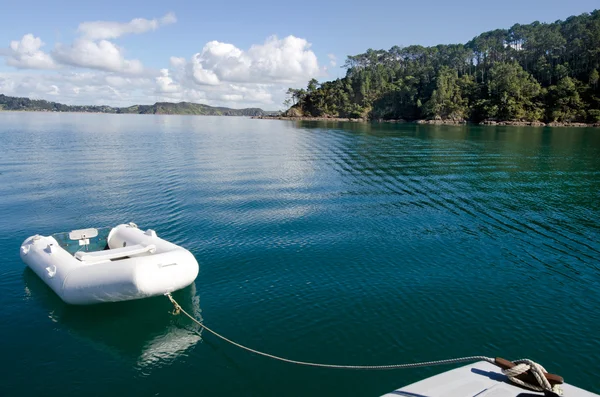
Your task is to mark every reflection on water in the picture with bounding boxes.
[22,268,203,372]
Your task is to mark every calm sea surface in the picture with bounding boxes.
[0,113,599,396]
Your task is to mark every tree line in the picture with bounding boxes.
[0,94,269,116]
[286,10,600,123]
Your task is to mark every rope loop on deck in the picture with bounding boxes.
[502,360,563,395]
[165,293,562,394]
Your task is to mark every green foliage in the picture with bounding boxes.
[424,67,471,120]
[286,9,600,123]
[0,94,269,116]
[590,69,599,88]
[307,78,319,93]
[588,109,600,122]
[0,94,114,113]
[546,77,586,122]
[483,62,543,121]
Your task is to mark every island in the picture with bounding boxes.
[0,94,275,117]
[269,9,600,127]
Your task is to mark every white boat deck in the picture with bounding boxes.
[382,361,598,397]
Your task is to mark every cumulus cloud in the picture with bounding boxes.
[53,39,144,74]
[3,13,177,73]
[0,71,154,106]
[157,84,274,107]
[78,12,177,40]
[4,34,56,69]
[247,35,321,82]
[1,66,285,108]
[1,32,324,109]
[185,35,321,86]
[156,68,180,93]
[157,35,323,107]
[228,84,273,103]
[189,58,221,85]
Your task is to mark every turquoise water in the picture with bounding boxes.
[0,112,599,396]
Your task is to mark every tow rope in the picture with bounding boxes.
[166,293,563,395]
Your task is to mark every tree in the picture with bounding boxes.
[285,88,307,105]
[590,69,599,89]
[424,67,470,120]
[546,77,586,122]
[483,62,543,120]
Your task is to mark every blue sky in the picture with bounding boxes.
[0,0,597,108]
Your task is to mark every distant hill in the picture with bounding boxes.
[0,94,276,116]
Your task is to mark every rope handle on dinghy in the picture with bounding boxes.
[165,293,564,395]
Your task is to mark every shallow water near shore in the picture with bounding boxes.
[0,112,599,396]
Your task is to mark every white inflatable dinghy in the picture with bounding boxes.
[20,223,199,304]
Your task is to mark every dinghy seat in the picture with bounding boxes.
[75,244,156,263]
[52,227,111,255]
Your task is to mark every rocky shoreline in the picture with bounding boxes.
[252,115,366,122]
[252,115,600,127]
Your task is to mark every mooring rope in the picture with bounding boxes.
[165,293,562,394]
[502,360,556,393]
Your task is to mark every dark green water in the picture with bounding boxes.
[0,113,599,396]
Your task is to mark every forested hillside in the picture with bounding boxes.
[286,10,600,123]
[0,94,269,116]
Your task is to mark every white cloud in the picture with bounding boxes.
[1,67,286,109]
[3,13,176,73]
[0,71,154,106]
[220,94,243,101]
[228,84,273,103]
[53,39,144,74]
[156,68,180,93]
[189,56,221,85]
[4,34,56,69]
[47,85,60,95]
[1,33,324,110]
[0,75,16,92]
[78,12,177,40]
[328,53,337,67]
[158,35,322,107]
[105,75,151,88]
[160,13,177,25]
[184,35,322,85]
[169,56,186,68]
[247,35,321,82]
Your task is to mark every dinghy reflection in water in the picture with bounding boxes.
[23,269,203,371]
[20,223,199,304]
